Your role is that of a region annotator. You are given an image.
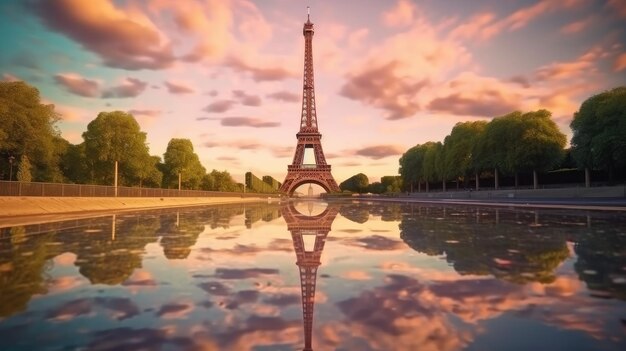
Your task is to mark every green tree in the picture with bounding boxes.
[422,142,443,191]
[367,181,385,194]
[0,81,64,181]
[442,121,487,189]
[162,138,206,189]
[474,113,518,189]
[399,144,427,192]
[381,175,402,193]
[136,155,162,188]
[340,173,369,193]
[571,87,626,182]
[508,110,566,188]
[16,155,32,182]
[61,143,89,184]
[209,170,238,192]
[82,111,152,186]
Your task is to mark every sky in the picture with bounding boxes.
[1,0,625,187]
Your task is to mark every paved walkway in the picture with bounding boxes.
[0,196,272,228]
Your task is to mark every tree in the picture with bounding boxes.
[571,87,626,182]
[82,111,152,186]
[0,81,64,181]
[162,138,206,189]
[136,155,162,188]
[421,142,443,191]
[16,155,32,182]
[474,112,519,189]
[340,173,369,193]
[208,170,238,192]
[399,144,427,192]
[381,176,402,193]
[508,110,566,188]
[367,182,385,194]
[442,121,487,189]
[61,143,89,184]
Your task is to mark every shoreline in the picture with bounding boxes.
[0,196,274,228]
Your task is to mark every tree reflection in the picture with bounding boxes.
[159,211,205,259]
[574,224,626,300]
[399,205,570,284]
[76,216,160,285]
[0,230,53,317]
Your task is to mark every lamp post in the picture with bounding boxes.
[8,155,15,181]
[178,172,182,191]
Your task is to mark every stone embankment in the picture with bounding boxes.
[0,196,273,227]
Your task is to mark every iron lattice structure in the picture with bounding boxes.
[281,202,339,351]
[280,12,340,195]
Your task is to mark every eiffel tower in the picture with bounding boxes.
[280,8,340,196]
[281,201,339,351]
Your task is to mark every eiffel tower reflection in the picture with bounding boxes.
[280,201,339,351]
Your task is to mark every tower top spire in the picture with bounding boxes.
[307,6,310,22]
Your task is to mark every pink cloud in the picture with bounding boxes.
[224,56,297,82]
[36,0,175,70]
[204,99,236,113]
[2,73,20,82]
[614,53,626,72]
[267,91,300,103]
[220,117,280,128]
[128,109,161,117]
[382,0,417,28]
[534,48,599,81]
[606,0,626,18]
[340,61,427,120]
[54,73,100,97]
[232,90,261,106]
[354,145,404,160]
[427,72,523,117]
[560,16,595,34]
[164,81,195,94]
[102,77,148,98]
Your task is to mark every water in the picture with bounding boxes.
[0,200,625,351]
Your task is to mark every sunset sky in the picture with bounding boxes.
[1,0,625,186]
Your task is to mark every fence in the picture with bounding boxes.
[0,180,279,198]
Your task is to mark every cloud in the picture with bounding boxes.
[204,100,236,113]
[232,90,261,106]
[54,73,100,97]
[267,91,300,103]
[560,16,594,34]
[606,0,626,18]
[342,235,406,251]
[221,117,280,128]
[2,73,20,82]
[427,72,523,117]
[213,268,279,279]
[340,61,427,120]
[449,0,584,42]
[35,0,175,70]
[508,75,530,88]
[164,81,195,94]
[102,78,148,98]
[354,145,404,159]
[614,53,626,72]
[382,0,417,28]
[128,109,161,117]
[202,140,261,150]
[156,301,194,319]
[224,56,297,82]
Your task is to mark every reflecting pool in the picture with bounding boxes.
[0,200,625,351]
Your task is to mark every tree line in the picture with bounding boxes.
[0,81,240,191]
[398,87,626,192]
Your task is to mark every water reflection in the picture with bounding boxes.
[0,201,624,350]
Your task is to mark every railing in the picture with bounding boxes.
[0,181,279,198]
